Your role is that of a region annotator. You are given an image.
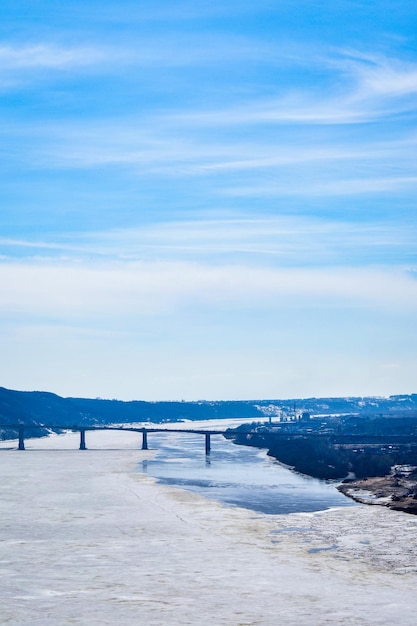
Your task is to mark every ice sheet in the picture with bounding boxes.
[1,430,417,625]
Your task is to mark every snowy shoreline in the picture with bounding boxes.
[338,474,417,515]
[1,430,417,625]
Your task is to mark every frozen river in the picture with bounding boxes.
[1,425,417,625]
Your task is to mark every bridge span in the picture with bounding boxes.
[0,424,229,455]
[2,424,411,456]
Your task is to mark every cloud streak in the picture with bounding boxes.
[0,43,110,69]
[1,215,415,266]
[3,117,416,200]
[225,176,417,198]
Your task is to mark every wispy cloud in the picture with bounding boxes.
[82,216,417,263]
[1,214,415,268]
[168,50,417,126]
[225,176,417,198]
[0,43,112,70]
[0,42,123,91]
[1,39,416,210]
[6,115,416,186]
[339,49,417,100]
[0,34,305,78]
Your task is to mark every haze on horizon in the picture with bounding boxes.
[0,1,416,402]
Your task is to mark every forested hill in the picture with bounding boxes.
[0,386,263,436]
[0,386,417,438]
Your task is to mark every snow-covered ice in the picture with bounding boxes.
[1,429,417,625]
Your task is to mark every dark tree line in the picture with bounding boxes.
[229,425,417,480]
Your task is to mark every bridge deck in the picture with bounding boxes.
[0,424,229,453]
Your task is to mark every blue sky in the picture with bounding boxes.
[1,1,416,400]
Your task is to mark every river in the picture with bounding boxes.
[138,419,356,515]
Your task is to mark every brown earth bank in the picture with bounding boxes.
[338,473,417,514]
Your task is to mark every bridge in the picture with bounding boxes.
[4,424,413,456]
[0,424,229,455]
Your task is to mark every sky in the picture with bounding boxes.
[0,0,416,401]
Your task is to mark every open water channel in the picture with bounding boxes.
[138,420,356,515]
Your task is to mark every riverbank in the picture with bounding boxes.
[1,430,417,624]
[338,473,417,515]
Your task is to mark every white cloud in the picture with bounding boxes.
[0,260,416,322]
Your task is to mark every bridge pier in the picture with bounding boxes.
[205,433,211,455]
[18,425,25,451]
[141,428,148,450]
[79,429,86,450]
